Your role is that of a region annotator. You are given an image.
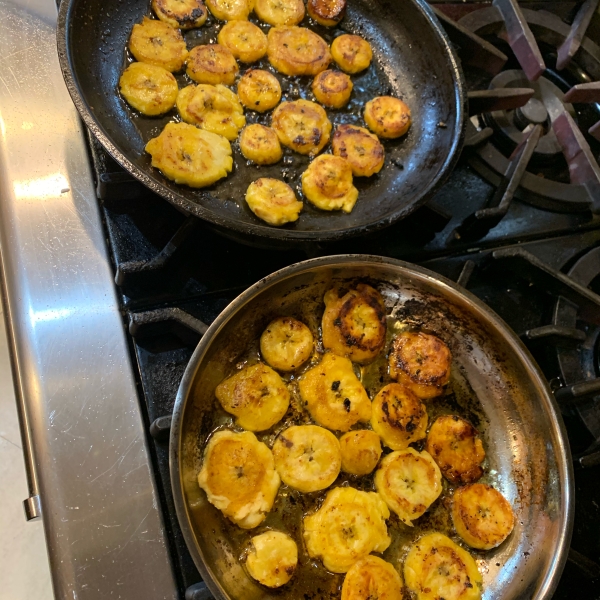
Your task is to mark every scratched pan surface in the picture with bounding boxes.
[57,0,465,244]
[170,255,573,600]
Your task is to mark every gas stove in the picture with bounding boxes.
[0,0,599,599]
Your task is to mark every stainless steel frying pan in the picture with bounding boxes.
[170,255,573,600]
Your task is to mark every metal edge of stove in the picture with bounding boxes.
[0,0,178,598]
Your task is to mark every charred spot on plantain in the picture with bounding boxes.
[280,436,293,449]
[344,334,357,347]
[176,7,206,25]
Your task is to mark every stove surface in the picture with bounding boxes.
[87,1,600,598]
[1,0,596,598]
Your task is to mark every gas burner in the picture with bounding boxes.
[436,0,600,241]
[463,3,600,206]
[483,69,574,162]
[552,246,600,466]
[486,242,600,467]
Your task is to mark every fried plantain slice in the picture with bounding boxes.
[339,430,382,476]
[371,383,427,451]
[404,533,482,600]
[312,70,353,109]
[271,99,332,155]
[260,317,313,371]
[217,20,268,63]
[388,331,451,399]
[197,430,280,529]
[452,484,515,550]
[129,17,189,72]
[302,154,359,213]
[425,415,486,485]
[307,0,346,26]
[374,448,442,526]
[145,122,232,187]
[152,0,208,29]
[245,178,303,226]
[321,284,387,364]
[246,531,298,587]
[331,34,372,74]
[119,62,179,116]
[177,83,246,140]
[206,0,251,20]
[215,362,290,431]
[364,96,411,139]
[272,425,341,493]
[267,26,332,76]
[298,353,371,432]
[240,124,283,165]
[332,124,385,177]
[304,486,391,573]
[255,0,305,26]
[341,555,403,600]
[186,43,239,85]
[237,69,282,112]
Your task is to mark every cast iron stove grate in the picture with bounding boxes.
[81,1,600,598]
[436,0,600,242]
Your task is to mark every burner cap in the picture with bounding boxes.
[515,98,548,127]
[485,69,575,158]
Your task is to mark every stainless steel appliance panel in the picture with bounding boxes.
[0,0,178,597]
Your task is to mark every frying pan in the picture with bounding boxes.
[56,0,466,244]
[170,255,573,600]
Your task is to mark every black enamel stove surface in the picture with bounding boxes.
[87,1,600,598]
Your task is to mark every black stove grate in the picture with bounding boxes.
[436,0,600,241]
[83,1,600,597]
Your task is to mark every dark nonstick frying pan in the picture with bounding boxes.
[57,0,466,244]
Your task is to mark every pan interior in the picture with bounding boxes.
[175,260,569,600]
[62,0,463,239]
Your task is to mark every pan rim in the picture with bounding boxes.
[169,254,574,600]
[56,0,467,243]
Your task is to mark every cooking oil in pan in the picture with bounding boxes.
[117,9,412,223]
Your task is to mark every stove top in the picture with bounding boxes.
[83,1,600,597]
[25,0,600,598]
